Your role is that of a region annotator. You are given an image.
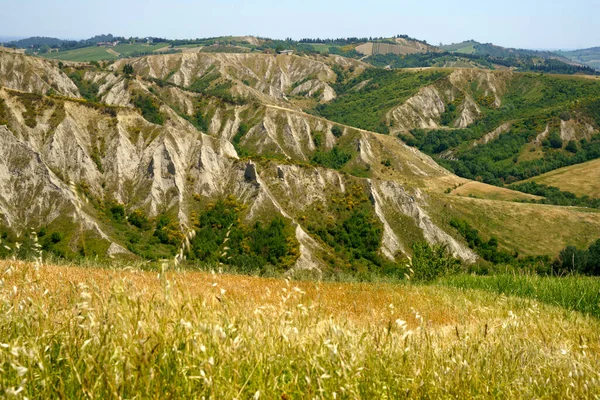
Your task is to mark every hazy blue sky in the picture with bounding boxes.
[1,0,598,49]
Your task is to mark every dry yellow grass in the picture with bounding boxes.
[519,158,600,198]
[450,181,542,202]
[2,260,600,398]
[440,194,600,256]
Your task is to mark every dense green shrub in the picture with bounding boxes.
[109,204,126,222]
[232,123,249,157]
[311,146,352,169]
[554,239,600,276]
[132,92,164,125]
[565,140,578,153]
[67,69,99,102]
[547,131,563,149]
[154,214,183,246]
[128,209,150,230]
[122,64,134,75]
[331,125,343,138]
[189,197,299,273]
[409,242,461,282]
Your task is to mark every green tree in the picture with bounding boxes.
[123,64,134,75]
[565,140,578,153]
[548,131,563,149]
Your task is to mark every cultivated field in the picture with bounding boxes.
[43,46,118,62]
[43,43,170,62]
[519,158,600,198]
[1,260,599,398]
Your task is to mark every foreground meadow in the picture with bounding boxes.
[1,260,600,399]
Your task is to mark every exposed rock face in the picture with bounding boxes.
[0,51,486,269]
[109,52,345,105]
[0,52,80,97]
[388,87,446,132]
[455,96,481,128]
[387,69,511,134]
[475,123,511,146]
[372,181,477,263]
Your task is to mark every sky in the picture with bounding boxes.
[1,0,598,50]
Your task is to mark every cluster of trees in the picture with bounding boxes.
[311,146,352,170]
[399,74,600,185]
[8,34,127,53]
[555,240,600,276]
[306,185,397,277]
[299,34,427,45]
[299,36,387,45]
[440,135,600,185]
[188,198,299,273]
[450,217,600,277]
[6,34,175,54]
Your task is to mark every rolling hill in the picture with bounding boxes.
[516,158,600,198]
[558,47,600,70]
[7,33,596,76]
[0,47,600,275]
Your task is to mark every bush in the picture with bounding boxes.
[554,239,600,276]
[409,242,461,282]
[565,140,578,153]
[311,146,352,170]
[123,64,134,75]
[132,92,164,125]
[450,219,514,264]
[109,204,126,222]
[154,215,183,246]
[331,125,343,138]
[548,131,563,149]
[128,209,150,230]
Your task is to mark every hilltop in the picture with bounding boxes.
[5,33,598,75]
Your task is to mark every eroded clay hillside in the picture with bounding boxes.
[1,50,599,272]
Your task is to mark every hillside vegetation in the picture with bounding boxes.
[0,49,600,276]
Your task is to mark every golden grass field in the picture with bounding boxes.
[1,259,600,398]
[440,194,600,256]
[450,181,542,202]
[520,158,600,198]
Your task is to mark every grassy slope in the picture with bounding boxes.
[1,260,600,398]
[440,274,600,318]
[450,181,542,201]
[517,158,600,198]
[438,194,600,256]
